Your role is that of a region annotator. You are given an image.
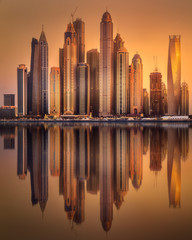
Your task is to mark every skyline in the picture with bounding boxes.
[0,0,192,111]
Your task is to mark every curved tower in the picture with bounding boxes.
[167,35,181,115]
[63,23,77,115]
[99,11,114,116]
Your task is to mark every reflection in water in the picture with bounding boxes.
[6,123,189,232]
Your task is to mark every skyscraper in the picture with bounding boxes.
[180,82,189,116]
[99,11,114,116]
[50,67,60,116]
[17,126,27,179]
[87,49,99,117]
[130,54,143,115]
[167,35,181,115]
[39,28,48,115]
[115,47,129,114]
[59,48,64,114]
[150,71,162,116]
[4,94,15,106]
[17,64,27,116]
[143,89,149,116]
[161,82,168,115]
[76,63,90,115]
[50,126,60,176]
[73,18,85,63]
[29,38,41,116]
[63,22,77,115]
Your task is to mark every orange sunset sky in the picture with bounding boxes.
[0,0,192,112]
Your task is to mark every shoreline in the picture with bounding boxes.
[0,119,192,124]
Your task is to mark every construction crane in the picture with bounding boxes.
[71,7,78,23]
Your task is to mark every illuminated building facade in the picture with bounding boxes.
[73,18,85,63]
[50,67,60,116]
[59,48,64,114]
[180,82,189,116]
[17,64,27,116]
[150,71,162,116]
[76,63,90,115]
[143,89,149,116]
[87,49,99,117]
[63,23,77,115]
[130,54,143,115]
[115,47,129,115]
[99,11,114,116]
[39,29,48,115]
[161,82,168,115]
[167,35,181,115]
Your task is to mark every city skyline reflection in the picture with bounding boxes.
[0,123,191,239]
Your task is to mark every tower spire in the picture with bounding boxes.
[42,24,44,32]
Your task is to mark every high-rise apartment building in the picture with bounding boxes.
[143,89,149,116]
[73,18,85,63]
[59,48,64,114]
[28,38,41,115]
[63,22,77,115]
[180,82,189,116]
[167,35,181,115]
[39,29,48,115]
[4,94,15,106]
[161,82,168,115]
[50,67,60,116]
[17,64,27,116]
[115,47,129,114]
[76,63,90,115]
[87,49,99,117]
[99,11,114,116]
[130,54,143,115]
[150,71,162,116]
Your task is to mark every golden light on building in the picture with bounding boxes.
[50,67,60,116]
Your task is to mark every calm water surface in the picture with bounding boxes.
[0,123,192,240]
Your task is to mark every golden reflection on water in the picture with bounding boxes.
[0,123,192,240]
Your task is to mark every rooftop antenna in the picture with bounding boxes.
[153,56,158,71]
[71,7,78,23]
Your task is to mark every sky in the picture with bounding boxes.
[0,0,192,112]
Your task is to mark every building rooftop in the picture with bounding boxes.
[102,11,112,22]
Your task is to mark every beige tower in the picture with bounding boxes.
[99,11,114,116]
[130,54,143,115]
[63,23,77,115]
[116,47,129,114]
[180,82,189,116]
[167,35,181,115]
[50,67,60,116]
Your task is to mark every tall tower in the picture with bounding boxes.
[17,64,27,116]
[150,71,162,116]
[63,22,77,115]
[59,48,64,114]
[143,89,149,116]
[116,47,129,114]
[73,18,85,63]
[130,54,143,115]
[180,82,189,116]
[39,28,48,115]
[99,11,114,116]
[76,63,90,115]
[50,67,60,116]
[167,35,181,115]
[87,49,99,117]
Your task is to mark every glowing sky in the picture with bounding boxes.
[0,0,192,112]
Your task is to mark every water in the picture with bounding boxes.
[0,123,192,240]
